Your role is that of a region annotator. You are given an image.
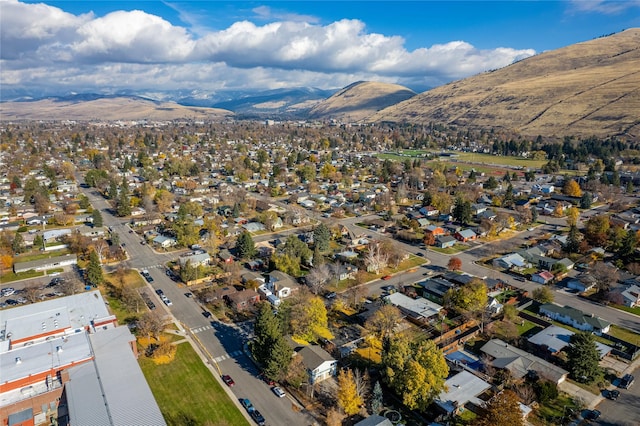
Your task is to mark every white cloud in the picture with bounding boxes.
[568,0,640,15]
[0,0,537,95]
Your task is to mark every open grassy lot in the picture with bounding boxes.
[140,343,249,426]
[607,324,640,344]
[376,150,547,169]
[531,392,579,426]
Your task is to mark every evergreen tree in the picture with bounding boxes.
[252,303,292,381]
[567,332,602,383]
[92,209,103,227]
[116,189,131,216]
[108,179,118,200]
[580,192,593,209]
[531,206,539,223]
[503,184,514,208]
[313,223,331,252]
[236,231,256,259]
[12,232,25,254]
[453,197,472,224]
[86,249,104,287]
[484,176,498,190]
[33,234,44,250]
[564,225,581,254]
[232,203,240,218]
[619,229,639,260]
[370,381,384,414]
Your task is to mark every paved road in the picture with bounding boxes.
[593,366,640,426]
[340,215,640,334]
[78,184,316,426]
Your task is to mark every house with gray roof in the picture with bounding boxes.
[493,253,530,270]
[539,304,611,335]
[527,325,611,358]
[297,345,337,384]
[384,293,443,324]
[13,253,77,274]
[435,370,492,415]
[480,339,568,384]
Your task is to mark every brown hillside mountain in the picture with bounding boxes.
[0,97,233,121]
[368,28,640,140]
[309,81,416,122]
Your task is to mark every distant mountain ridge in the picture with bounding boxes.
[308,81,416,122]
[368,28,640,140]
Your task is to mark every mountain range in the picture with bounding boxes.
[1,29,638,140]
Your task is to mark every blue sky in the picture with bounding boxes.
[1,1,638,98]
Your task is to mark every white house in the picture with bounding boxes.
[153,235,177,248]
[297,345,337,384]
[539,304,611,335]
[384,293,443,323]
[620,284,640,308]
[436,370,491,415]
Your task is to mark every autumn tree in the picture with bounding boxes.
[365,305,403,340]
[563,179,583,197]
[447,257,462,271]
[423,232,435,247]
[476,390,524,426]
[137,310,165,341]
[591,261,619,295]
[584,215,610,247]
[567,332,602,384]
[282,293,332,343]
[364,241,388,274]
[566,206,580,227]
[305,264,331,295]
[444,278,488,317]
[531,286,554,303]
[382,336,448,411]
[337,368,363,416]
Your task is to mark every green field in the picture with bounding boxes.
[140,343,250,426]
[376,150,547,170]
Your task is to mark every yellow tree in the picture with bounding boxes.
[566,206,580,227]
[563,179,583,197]
[476,390,524,426]
[337,368,363,416]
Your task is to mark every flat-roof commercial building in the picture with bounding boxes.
[0,291,165,426]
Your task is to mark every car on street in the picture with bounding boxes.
[584,409,601,420]
[324,291,337,299]
[250,409,266,426]
[222,375,235,386]
[416,252,425,257]
[381,285,396,293]
[620,374,635,389]
[184,292,193,298]
[604,389,620,400]
[381,275,392,280]
[163,298,172,306]
[202,311,212,318]
[5,299,18,306]
[240,398,254,412]
[272,386,286,398]
[155,289,164,296]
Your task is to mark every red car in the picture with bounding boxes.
[222,375,235,386]
[382,275,392,280]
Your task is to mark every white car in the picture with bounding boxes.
[271,386,286,398]
[1,287,15,297]
[163,298,172,306]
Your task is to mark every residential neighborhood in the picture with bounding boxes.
[1,120,640,426]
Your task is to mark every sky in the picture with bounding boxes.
[1,0,639,99]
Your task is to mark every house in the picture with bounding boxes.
[454,229,477,242]
[178,252,211,267]
[435,370,492,415]
[419,277,456,301]
[226,289,260,311]
[425,225,446,236]
[471,203,488,215]
[384,293,443,323]
[620,284,640,307]
[480,339,568,385]
[353,415,393,426]
[13,254,78,274]
[297,345,338,384]
[218,249,234,263]
[528,325,611,358]
[477,209,497,221]
[153,235,177,248]
[336,263,359,281]
[567,274,597,292]
[242,222,265,233]
[436,235,456,249]
[539,304,611,335]
[493,253,530,270]
[532,271,554,285]
[265,270,299,299]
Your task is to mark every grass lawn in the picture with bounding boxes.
[0,269,45,283]
[611,304,640,317]
[567,378,604,395]
[531,393,578,426]
[140,343,249,426]
[607,324,640,344]
[429,244,467,254]
[517,320,542,337]
[13,249,71,262]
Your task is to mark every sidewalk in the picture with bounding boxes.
[558,380,603,409]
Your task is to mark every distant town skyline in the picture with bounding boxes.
[1,0,638,97]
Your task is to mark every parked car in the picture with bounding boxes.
[222,375,235,386]
[324,291,337,299]
[240,398,254,412]
[271,386,286,398]
[202,311,212,318]
[604,389,620,400]
[620,374,635,389]
[184,292,193,298]
[250,409,265,426]
[381,275,392,280]
[584,409,601,420]
[155,289,164,296]
[1,287,15,297]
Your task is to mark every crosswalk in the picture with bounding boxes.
[213,350,243,363]
[191,325,212,334]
